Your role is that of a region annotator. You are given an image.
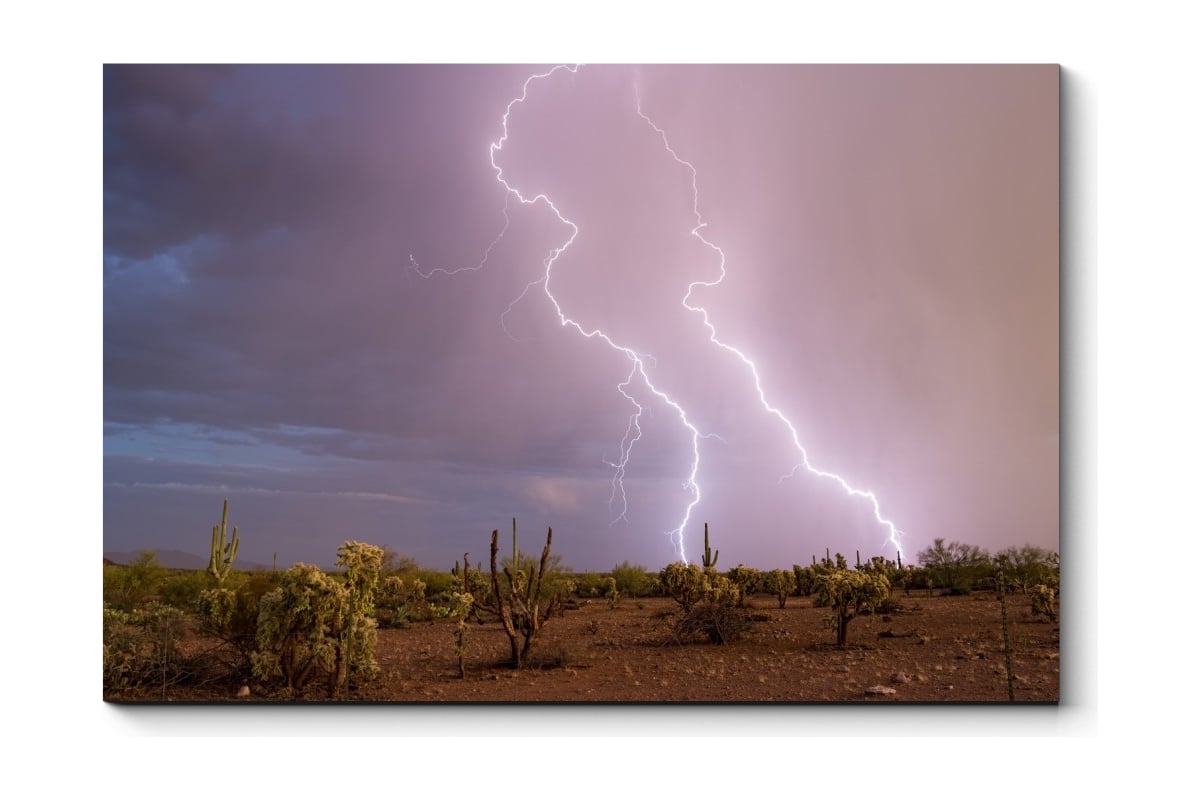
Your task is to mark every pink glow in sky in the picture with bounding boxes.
[104,64,1058,570]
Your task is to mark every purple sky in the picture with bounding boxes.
[103,64,1058,572]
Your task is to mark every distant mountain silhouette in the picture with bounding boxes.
[103,549,271,571]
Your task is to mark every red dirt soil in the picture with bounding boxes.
[107,590,1059,703]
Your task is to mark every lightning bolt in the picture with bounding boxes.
[603,362,644,525]
[411,64,907,563]
[410,64,704,561]
[634,85,907,559]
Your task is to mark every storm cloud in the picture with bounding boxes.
[104,64,1058,571]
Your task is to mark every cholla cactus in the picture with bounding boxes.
[814,567,891,647]
[858,555,899,583]
[197,587,238,629]
[332,541,383,697]
[726,565,761,605]
[252,552,382,699]
[252,564,346,695]
[658,562,707,612]
[337,541,384,612]
[660,564,748,644]
[603,576,620,608]
[377,575,418,627]
[449,590,474,679]
[763,568,798,608]
[481,519,563,668]
[701,571,741,607]
[1031,583,1057,621]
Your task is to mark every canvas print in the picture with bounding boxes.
[103,64,1059,702]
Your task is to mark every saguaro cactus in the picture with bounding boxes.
[208,498,240,586]
[701,522,719,570]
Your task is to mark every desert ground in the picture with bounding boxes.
[107,590,1058,703]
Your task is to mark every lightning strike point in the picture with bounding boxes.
[635,83,908,560]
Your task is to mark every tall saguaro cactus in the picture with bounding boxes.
[208,498,240,586]
[701,522,719,570]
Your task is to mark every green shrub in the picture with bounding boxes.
[572,572,606,598]
[159,569,211,610]
[103,551,168,612]
[894,565,925,595]
[945,575,976,596]
[996,545,1059,594]
[917,538,991,593]
[102,601,188,696]
[609,561,651,597]
[416,569,457,600]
